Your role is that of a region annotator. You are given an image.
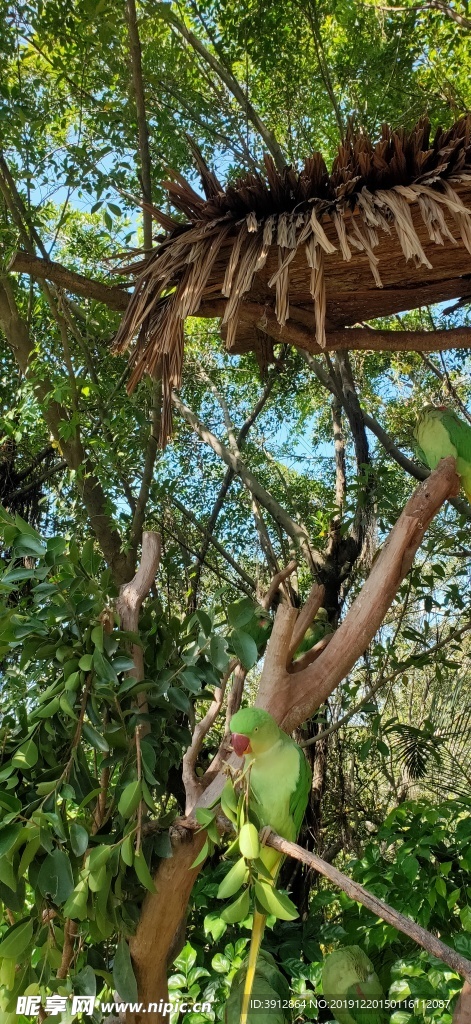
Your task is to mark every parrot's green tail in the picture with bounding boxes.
[240,909,266,1024]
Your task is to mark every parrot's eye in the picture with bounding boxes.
[254,727,258,733]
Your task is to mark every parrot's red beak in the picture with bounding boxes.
[231,733,251,756]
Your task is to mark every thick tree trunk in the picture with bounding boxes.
[454,982,471,1023]
[127,828,206,1024]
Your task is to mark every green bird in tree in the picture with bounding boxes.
[322,946,388,1024]
[414,405,471,503]
[293,608,333,658]
[229,708,312,1024]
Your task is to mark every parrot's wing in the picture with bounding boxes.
[440,411,471,462]
[415,442,428,466]
[289,746,312,837]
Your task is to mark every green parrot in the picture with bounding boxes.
[229,707,312,1024]
[225,950,291,1024]
[294,608,333,658]
[322,946,387,1024]
[414,405,471,503]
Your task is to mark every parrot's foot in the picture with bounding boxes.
[259,826,273,846]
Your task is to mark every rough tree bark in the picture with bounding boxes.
[126,458,460,1024]
[454,983,471,1023]
[116,531,161,723]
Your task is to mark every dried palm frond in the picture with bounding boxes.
[113,118,471,444]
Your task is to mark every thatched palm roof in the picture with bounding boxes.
[113,118,471,442]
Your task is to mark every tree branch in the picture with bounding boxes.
[155,5,287,171]
[182,657,238,813]
[172,391,320,569]
[116,531,161,724]
[256,458,460,730]
[170,495,256,589]
[187,367,281,607]
[253,310,471,356]
[126,0,153,250]
[264,830,471,982]
[8,251,129,310]
[7,459,68,502]
[129,381,161,560]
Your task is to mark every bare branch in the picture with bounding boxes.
[116,531,161,726]
[125,0,153,249]
[278,458,461,729]
[260,559,298,611]
[156,5,287,171]
[172,391,320,569]
[287,582,326,661]
[182,658,238,813]
[129,381,161,560]
[188,367,280,607]
[264,831,471,982]
[8,251,129,310]
[170,495,256,589]
[7,459,68,502]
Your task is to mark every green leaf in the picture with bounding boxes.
[18,837,41,878]
[91,624,104,652]
[220,780,238,824]
[167,687,191,713]
[230,630,258,670]
[435,876,447,898]
[154,832,172,859]
[63,879,89,921]
[204,911,227,941]
[88,845,112,870]
[112,656,135,672]
[401,855,419,882]
[0,824,23,857]
[82,721,110,753]
[118,781,142,818]
[113,938,138,1002]
[209,634,229,671]
[12,739,38,770]
[37,849,74,905]
[460,905,471,931]
[0,855,17,890]
[190,839,209,869]
[121,833,134,866]
[89,863,107,892]
[79,654,93,671]
[70,823,89,858]
[220,888,250,923]
[217,857,248,899]
[13,534,47,558]
[254,881,298,920]
[134,850,157,893]
[239,822,260,860]
[227,598,256,629]
[195,807,216,827]
[0,918,34,960]
[93,649,117,682]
